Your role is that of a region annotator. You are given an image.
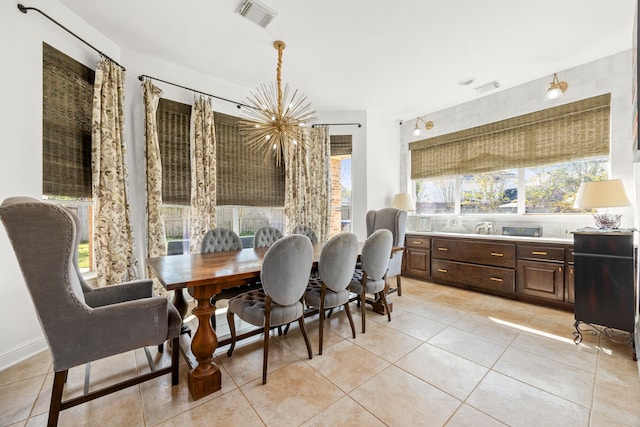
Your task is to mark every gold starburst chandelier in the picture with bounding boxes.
[240,40,316,165]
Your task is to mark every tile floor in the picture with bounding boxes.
[2,278,640,426]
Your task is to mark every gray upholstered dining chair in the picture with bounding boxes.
[366,208,407,296]
[350,228,393,333]
[0,197,180,427]
[292,224,319,243]
[201,227,261,330]
[226,234,314,384]
[253,225,284,248]
[304,232,358,354]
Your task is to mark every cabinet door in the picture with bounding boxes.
[405,248,430,277]
[564,264,574,303]
[517,260,564,301]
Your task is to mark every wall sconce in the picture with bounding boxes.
[391,193,416,212]
[544,73,568,101]
[412,117,433,136]
[574,179,630,229]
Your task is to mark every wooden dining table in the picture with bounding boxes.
[146,243,326,400]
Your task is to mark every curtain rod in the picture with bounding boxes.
[312,123,362,128]
[17,4,125,70]
[138,74,257,110]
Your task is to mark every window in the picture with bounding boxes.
[413,157,608,215]
[42,43,95,271]
[330,135,352,235]
[155,99,287,252]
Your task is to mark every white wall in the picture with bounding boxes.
[400,51,635,236]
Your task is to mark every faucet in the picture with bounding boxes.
[475,221,493,234]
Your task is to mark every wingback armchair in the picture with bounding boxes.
[366,208,407,296]
[0,197,181,426]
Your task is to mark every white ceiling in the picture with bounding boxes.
[58,0,636,120]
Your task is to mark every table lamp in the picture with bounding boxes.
[573,179,630,229]
[391,193,415,212]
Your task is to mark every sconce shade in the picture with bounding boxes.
[545,73,568,101]
[574,179,630,209]
[392,193,415,211]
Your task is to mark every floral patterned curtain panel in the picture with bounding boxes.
[91,58,137,287]
[143,80,169,297]
[284,126,330,242]
[189,96,217,253]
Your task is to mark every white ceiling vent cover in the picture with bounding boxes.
[235,0,277,28]
[474,80,501,94]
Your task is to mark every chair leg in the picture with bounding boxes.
[262,301,271,385]
[48,370,67,427]
[396,275,402,296]
[361,289,367,333]
[343,302,356,339]
[226,310,237,357]
[298,317,313,360]
[319,298,325,355]
[171,336,179,385]
[379,290,391,322]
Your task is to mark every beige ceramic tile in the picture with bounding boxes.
[350,319,422,363]
[404,300,466,325]
[0,350,51,387]
[450,313,520,346]
[510,330,598,373]
[397,342,488,400]
[427,326,508,368]
[0,377,44,426]
[301,395,385,427]
[591,358,640,426]
[306,339,389,392]
[274,316,344,358]
[217,334,300,386]
[446,404,508,427]
[350,365,461,426]
[466,371,590,427]
[374,308,447,341]
[155,388,264,427]
[140,357,236,426]
[493,346,595,407]
[241,360,344,427]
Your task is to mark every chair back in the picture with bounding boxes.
[319,233,358,292]
[253,226,284,248]
[292,224,318,243]
[201,227,243,253]
[0,197,90,359]
[360,229,393,281]
[365,208,406,277]
[260,234,313,306]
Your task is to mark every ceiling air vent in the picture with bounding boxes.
[474,80,501,94]
[235,0,277,28]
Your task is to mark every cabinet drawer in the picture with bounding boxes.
[432,239,515,268]
[517,245,565,262]
[432,259,515,294]
[405,236,431,249]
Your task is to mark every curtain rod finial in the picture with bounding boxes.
[17,4,28,13]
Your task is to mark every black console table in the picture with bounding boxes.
[572,231,636,359]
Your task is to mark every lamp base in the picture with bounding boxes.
[593,213,622,229]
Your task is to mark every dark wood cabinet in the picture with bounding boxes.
[404,236,431,278]
[573,231,635,334]
[516,244,568,302]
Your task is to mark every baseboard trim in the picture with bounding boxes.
[0,336,48,371]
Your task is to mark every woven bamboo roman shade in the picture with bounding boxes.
[409,94,611,179]
[42,43,94,198]
[215,111,284,206]
[156,100,285,207]
[330,135,352,156]
[157,98,192,205]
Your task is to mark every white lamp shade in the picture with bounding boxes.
[574,179,631,209]
[392,193,415,211]
[545,88,564,101]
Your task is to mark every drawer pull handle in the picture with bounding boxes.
[438,247,448,251]
[437,268,448,273]
[412,241,423,245]
[490,277,503,282]
[532,251,548,255]
[490,252,504,257]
